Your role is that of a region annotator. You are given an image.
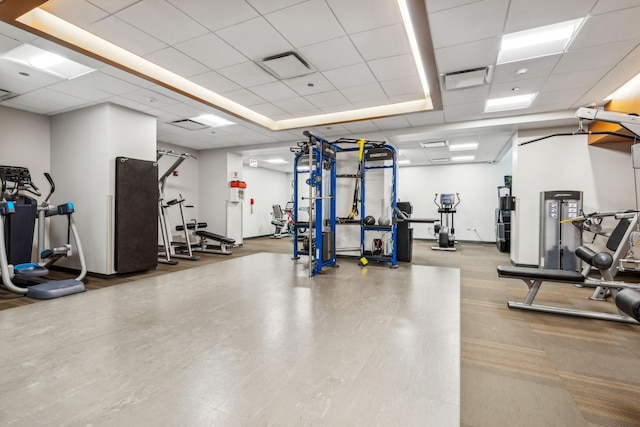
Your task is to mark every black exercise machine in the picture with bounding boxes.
[175,221,235,255]
[432,193,460,251]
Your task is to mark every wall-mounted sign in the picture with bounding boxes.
[249,159,258,168]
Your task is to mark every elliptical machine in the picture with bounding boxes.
[0,166,86,299]
[432,193,460,251]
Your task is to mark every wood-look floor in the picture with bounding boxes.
[2,238,640,426]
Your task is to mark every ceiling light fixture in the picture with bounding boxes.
[396,0,430,96]
[431,158,449,163]
[451,155,475,162]
[265,158,288,164]
[1,44,95,79]
[191,114,234,127]
[419,140,448,148]
[449,142,478,152]
[497,18,585,64]
[485,93,537,113]
[397,159,411,165]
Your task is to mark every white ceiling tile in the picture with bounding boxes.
[298,36,363,71]
[543,68,609,92]
[533,87,586,108]
[571,6,640,49]
[380,76,422,97]
[170,0,259,31]
[175,33,246,70]
[0,60,63,86]
[340,82,387,103]
[404,111,446,127]
[426,0,479,14]
[145,107,183,122]
[99,66,155,88]
[250,102,287,116]
[504,0,596,33]
[443,102,485,122]
[266,0,345,48]
[217,61,278,87]
[47,78,114,102]
[351,24,411,61]
[190,71,241,93]
[246,0,308,15]
[272,96,318,114]
[492,55,561,84]
[283,73,336,96]
[216,17,293,60]
[249,81,299,102]
[157,102,204,118]
[441,85,490,106]
[120,88,181,108]
[76,71,142,95]
[0,73,40,95]
[0,33,21,55]
[21,88,90,110]
[306,91,350,108]
[0,22,38,44]
[87,16,167,56]
[224,88,266,106]
[591,0,640,15]
[559,40,639,74]
[389,93,423,104]
[41,0,109,28]
[88,0,142,14]
[340,120,380,133]
[145,47,209,77]
[323,63,376,89]
[372,116,410,130]
[429,0,509,49]
[434,38,500,74]
[489,77,546,98]
[368,54,416,81]
[116,0,209,45]
[327,0,401,34]
[320,103,356,114]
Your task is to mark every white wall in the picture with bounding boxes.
[512,127,637,265]
[0,106,51,192]
[242,165,291,238]
[157,142,200,240]
[50,103,156,274]
[397,150,513,242]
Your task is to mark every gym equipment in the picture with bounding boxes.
[156,149,199,264]
[364,215,375,226]
[270,204,287,238]
[291,131,338,277]
[0,166,86,299]
[496,176,514,253]
[615,288,640,322]
[497,211,640,324]
[378,216,390,226]
[174,221,235,255]
[115,157,158,273]
[395,202,439,262]
[432,193,460,251]
[539,191,582,271]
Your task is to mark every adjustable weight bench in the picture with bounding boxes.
[498,246,640,324]
[176,222,235,255]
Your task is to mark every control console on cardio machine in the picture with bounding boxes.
[433,193,460,251]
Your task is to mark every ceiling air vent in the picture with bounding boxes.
[169,119,209,131]
[0,88,19,102]
[442,66,493,90]
[258,51,314,80]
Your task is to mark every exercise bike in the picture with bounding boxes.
[432,193,460,251]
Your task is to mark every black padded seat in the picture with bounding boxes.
[614,288,640,321]
[497,266,585,282]
[194,230,235,245]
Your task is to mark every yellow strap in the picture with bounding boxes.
[357,138,365,161]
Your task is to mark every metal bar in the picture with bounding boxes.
[507,302,639,324]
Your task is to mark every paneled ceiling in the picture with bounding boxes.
[1,0,640,173]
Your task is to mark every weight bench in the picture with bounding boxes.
[176,222,235,255]
[498,246,640,324]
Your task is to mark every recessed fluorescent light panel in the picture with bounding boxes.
[449,142,478,152]
[397,159,411,165]
[396,0,430,96]
[431,158,449,163]
[265,158,288,164]
[452,155,475,162]
[485,93,536,113]
[497,18,585,64]
[419,141,448,148]
[191,114,234,127]
[1,44,95,79]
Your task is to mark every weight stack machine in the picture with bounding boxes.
[539,190,582,271]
